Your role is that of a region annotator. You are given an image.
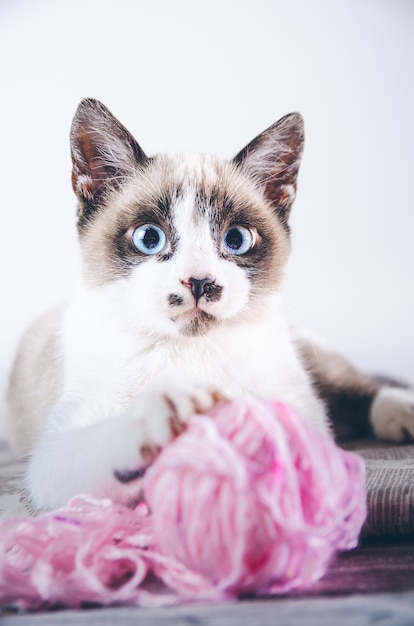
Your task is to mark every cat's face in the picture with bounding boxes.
[70,100,304,338]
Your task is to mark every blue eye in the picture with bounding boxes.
[131,224,167,255]
[223,226,255,256]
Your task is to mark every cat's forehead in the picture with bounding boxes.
[107,152,266,223]
[145,152,246,190]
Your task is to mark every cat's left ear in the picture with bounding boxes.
[233,113,304,225]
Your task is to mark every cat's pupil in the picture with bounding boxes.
[226,228,243,250]
[143,227,160,249]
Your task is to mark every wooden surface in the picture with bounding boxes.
[2,593,414,626]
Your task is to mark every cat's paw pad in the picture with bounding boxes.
[371,387,414,442]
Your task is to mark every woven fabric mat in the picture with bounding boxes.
[348,440,414,536]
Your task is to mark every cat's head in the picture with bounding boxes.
[70,99,304,338]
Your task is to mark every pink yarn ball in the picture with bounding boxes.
[0,397,366,609]
[144,397,366,597]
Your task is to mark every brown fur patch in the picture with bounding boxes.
[179,310,216,337]
[295,334,380,440]
[6,305,64,453]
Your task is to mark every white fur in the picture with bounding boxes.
[371,387,414,442]
[27,190,327,509]
[28,288,326,509]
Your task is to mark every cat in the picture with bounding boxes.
[6,99,414,510]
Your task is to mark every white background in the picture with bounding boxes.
[0,0,413,435]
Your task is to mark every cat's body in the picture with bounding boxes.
[7,100,414,509]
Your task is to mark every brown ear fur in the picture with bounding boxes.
[233,113,304,225]
[70,99,148,225]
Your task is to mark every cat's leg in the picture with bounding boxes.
[370,386,414,442]
[294,330,414,442]
[27,377,223,510]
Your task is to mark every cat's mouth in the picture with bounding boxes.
[171,307,216,337]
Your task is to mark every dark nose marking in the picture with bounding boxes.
[188,278,212,302]
[168,294,184,307]
[182,277,223,304]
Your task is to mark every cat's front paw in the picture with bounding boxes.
[115,377,226,483]
[136,376,226,460]
[371,386,414,442]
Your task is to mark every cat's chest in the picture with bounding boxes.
[66,319,299,403]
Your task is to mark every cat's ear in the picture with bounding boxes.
[233,113,304,225]
[70,98,148,223]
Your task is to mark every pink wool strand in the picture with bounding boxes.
[0,397,366,610]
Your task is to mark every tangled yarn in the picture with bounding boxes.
[0,397,366,610]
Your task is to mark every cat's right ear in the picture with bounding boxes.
[70,99,148,225]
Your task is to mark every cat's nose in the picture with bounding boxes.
[182,277,214,303]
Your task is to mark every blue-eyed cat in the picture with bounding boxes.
[7,99,414,509]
